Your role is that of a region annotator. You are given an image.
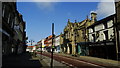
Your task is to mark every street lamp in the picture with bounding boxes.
[51,23,55,68]
[28,39,35,56]
[40,42,43,60]
[28,40,35,46]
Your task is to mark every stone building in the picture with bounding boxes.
[87,14,117,60]
[63,12,97,56]
[2,2,27,56]
[2,2,17,55]
[14,13,26,54]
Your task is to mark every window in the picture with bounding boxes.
[92,34,95,42]
[11,17,15,28]
[95,24,104,31]
[107,20,113,28]
[9,14,14,27]
[82,30,85,39]
[2,4,5,17]
[4,5,9,21]
[7,14,10,24]
[104,22,107,29]
[103,30,108,40]
[96,31,99,38]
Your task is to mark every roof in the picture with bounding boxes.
[87,14,116,28]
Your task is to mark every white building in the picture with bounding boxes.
[54,35,60,53]
[37,39,46,52]
[88,14,117,60]
[26,46,35,52]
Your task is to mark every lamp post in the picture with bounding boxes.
[28,40,35,56]
[40,41,42,60]
[51,23,54,68]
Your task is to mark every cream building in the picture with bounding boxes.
[63,12,97,56]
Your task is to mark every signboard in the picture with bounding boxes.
[52,45,55,48]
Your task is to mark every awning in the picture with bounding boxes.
[77,42,91,45]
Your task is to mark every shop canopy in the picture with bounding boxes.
[77,42,91,45]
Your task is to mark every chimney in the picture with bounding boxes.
[75,20,77,23]
[67,19,71,24]
[91,12,97,23]
[68,19,70,22]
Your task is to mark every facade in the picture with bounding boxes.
[63,12,96,56]
[54,35,60,53]
[2,2,27,56]
[115,1,120,60]
[26,46,35,52]
[37,39,45,52]
[2,2,16,56]
[14,13,26,54]
[44,35,54,52]
[88,14,117,60]
[37,40,42,52]
[60,33,64,53]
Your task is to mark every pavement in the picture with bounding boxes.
[2,52,42,68]
[55,53,120,68]
[2,52,69,68]
[2,52,120,68]
[36,54,69,68]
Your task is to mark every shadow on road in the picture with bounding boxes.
[2,52,42,68]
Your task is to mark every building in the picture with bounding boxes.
[37,39,46,52]
[2,2,17,55]
[63,12,96,56]
[44,35,54,52]
[37,40,42,52]
[54,35,60,53]
[26,46,35,53]
[2,2,27,56]
[16,14,27,54]
[88,14,117,60]
[60,33,64,53]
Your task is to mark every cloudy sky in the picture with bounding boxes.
[17,0,115,45]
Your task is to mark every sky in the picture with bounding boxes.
[16,0,115,46]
